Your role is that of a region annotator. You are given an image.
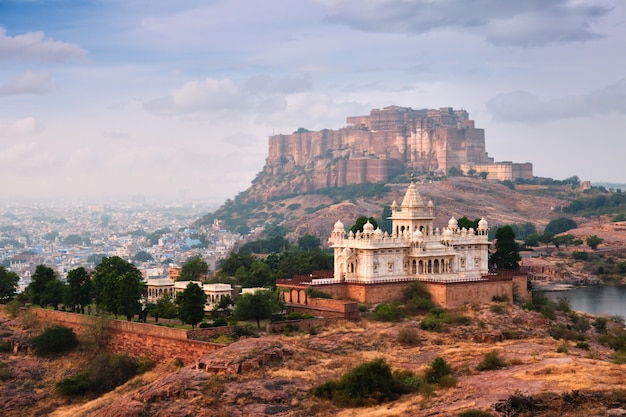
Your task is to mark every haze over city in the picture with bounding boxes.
[1,0,625,204]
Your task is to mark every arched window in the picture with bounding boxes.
[418,260,424,274]
[434,259,439,273]
[412,260,417,274]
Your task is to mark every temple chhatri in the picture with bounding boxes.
[278,178,531,314]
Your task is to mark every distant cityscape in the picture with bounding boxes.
[0,201,245,293]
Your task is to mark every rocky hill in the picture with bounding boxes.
[200,176,577,242]
[5,304,626,417]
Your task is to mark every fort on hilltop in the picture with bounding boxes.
[260,106,531,198]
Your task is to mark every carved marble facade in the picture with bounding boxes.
[329,178,490,284]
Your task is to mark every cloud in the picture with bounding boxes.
[0,71,52,96]
[317,0,611,47]
[144,78,246,116]
[144,74,315,117]
[0,27,86,62]
[0,117,42,137]
[486,80,626,122]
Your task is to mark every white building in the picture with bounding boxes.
[328,177,490,284]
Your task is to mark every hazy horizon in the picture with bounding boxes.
[1,0,625,204]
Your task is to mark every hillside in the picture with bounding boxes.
[199,176,578,241]
[4,303,626,417]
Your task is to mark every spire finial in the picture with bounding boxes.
[410,172,414,183]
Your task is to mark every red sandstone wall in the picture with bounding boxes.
[31,309,223,366]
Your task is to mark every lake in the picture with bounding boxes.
[543,285,626,319]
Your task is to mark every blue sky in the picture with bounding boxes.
[1,0,624,203]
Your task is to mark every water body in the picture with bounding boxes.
[543,285,626,319]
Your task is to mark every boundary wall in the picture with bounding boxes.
[31,309,224,365]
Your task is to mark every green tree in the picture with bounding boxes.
[350,216,378,234]
[218,252,256,276]
[26,264,57,306]
[538,232,555,248]
[133,250,153,262]
[490,226,521,270]
[178,256,209,281]
[233,290,280,328]
[41,279,65,310]
[524,233,540,247]
[176,282,207,327]
[553,234,575,249]
[297,234,321,252]
[93,256,144,321]
[30,325,78,355]
[65,267,92,313]
[457,217,480,230]
[424,356,452,384]
[152,292,178,321]
[380,206,393,234]
[586,235,604,250]
[0,266,19,303]
[544,217,577,235]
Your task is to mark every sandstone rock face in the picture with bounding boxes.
[251,106,492,201]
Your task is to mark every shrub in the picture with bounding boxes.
[373,303,405,322]
[593,317,608,333]
[0,362,13,381]
[556,343,569,353]
[403,282,434,314]
[424,356,452,384]
[397,328,420,346]
[55,372,90,395]
[475,350,507,371]
[173,358,184,367]
[302,313,314,319]
[358,305,367,313]
[492,294,509,302]
[198,322,211,328]
[232,325,257,339]
[287,312,302,320]
[555,297,571,312]
[438,374,458,388]
[576,341,590,350]
[392,369,422,393]
[136,356,155,374]
[459,410,494,417]
[30,325,78,356]
[490,304,506,314]
[212,317,228,327]
[312,358,400,406]
[88,353,137,394]
[447,312,471,326]
[420,316,444,332]
[572,251,588,260]
[0,342,11,352]
[305,287,332,299]
[477,320,486,328]
[5,299,20,318]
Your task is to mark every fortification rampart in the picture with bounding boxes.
[29,309,224,365]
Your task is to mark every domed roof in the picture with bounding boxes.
[478,217,489,230]
[363,220,374,232]
[448,217,458,229]
[443,228,454,239]
[333,219,345,231]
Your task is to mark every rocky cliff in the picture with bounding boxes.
[246,105,493,202]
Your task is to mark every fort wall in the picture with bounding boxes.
[30,309,224,366]
[263,106,530,197]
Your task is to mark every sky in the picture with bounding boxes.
[0,0,625,204]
